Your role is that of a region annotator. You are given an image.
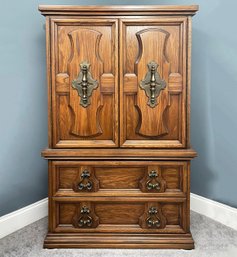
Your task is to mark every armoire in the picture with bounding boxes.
[39,5,198,249]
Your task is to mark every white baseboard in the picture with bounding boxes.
[0,198,48,239]
[0,194,237,239]
[190,193,237,230]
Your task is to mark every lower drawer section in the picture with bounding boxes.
[49,197,189,234]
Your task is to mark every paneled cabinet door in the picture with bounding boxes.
[50,18,118,148]
[120,18,189,148]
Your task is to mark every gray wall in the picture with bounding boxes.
[0,0,237,216]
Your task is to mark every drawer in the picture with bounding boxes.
[50,161,189,197]
[50,197,188,234]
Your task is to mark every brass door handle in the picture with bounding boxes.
[72,61,98,108]
[140,61,166,108]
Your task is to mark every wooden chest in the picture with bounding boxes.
[39,5,198,249]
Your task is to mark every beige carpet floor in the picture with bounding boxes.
[0,211,237,257]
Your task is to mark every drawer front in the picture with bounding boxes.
[50,197,188,234]
[50,161,189,197]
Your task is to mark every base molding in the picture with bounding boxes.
[190,193,237,230]
[0,198,48,239]
[44,233,194,249]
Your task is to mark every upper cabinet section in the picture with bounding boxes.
[39,5,198,149]
[49,18,118,148]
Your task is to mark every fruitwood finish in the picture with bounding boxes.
[39,5,198,249]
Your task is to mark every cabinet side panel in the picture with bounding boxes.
[45,17,52,147]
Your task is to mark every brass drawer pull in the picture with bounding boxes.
[72,61,98,108]
[78,181,92,191]
[140,61,166,108]
[72,203,99,229]
[78,206,93,227]
[146,207,161,228]
[146,170,160,191]
[139,169,166,193]
[78,170,93,191]
[146,181,160,191]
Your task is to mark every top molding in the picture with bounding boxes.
[38,5,199,16]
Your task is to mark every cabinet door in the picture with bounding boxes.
[49,18,118,148]
[120,18,189,148]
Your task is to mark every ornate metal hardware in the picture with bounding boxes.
[72,61,98,108]
[140,61,166,108]
[146,170,160,191]
[77,170,93,191]
[77,206,93,227]
[146,207,161,228]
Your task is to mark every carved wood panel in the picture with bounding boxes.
[135,28,170,137]
[51,19,118,148]
[68,29,102,136]
[120,18,187,148]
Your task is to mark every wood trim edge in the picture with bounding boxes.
[41,148,197,159]
[38,5,199,16]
